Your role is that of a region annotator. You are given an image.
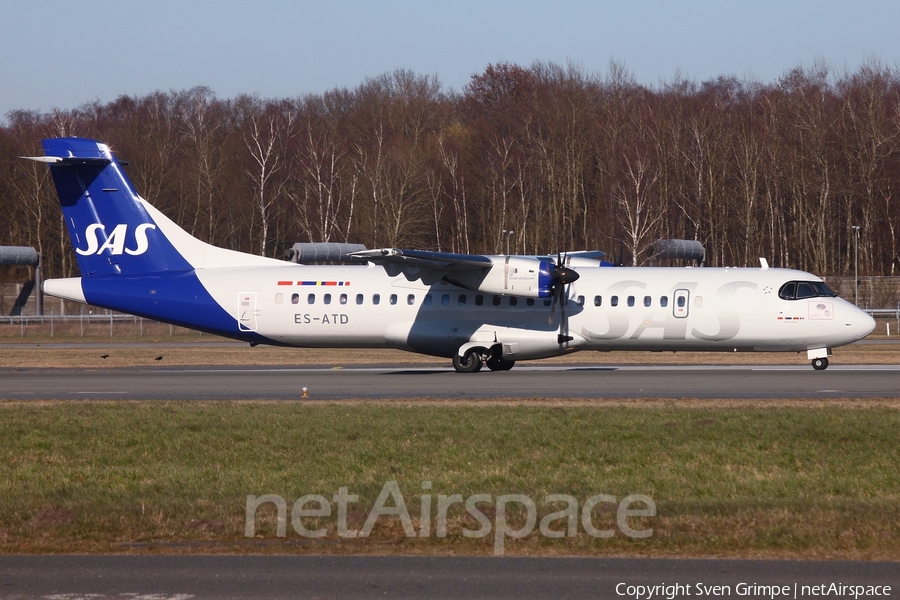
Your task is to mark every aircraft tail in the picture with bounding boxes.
[31,137,279,276]
[25,138,286,343]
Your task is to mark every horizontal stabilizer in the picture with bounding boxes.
[22,155,111,166]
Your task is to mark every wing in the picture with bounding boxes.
[350,248,493,285]
[350,248,583,299]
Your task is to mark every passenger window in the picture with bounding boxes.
[660,296,668,308]
[459,294,467,305]
[611,296,619,307]
[340,293,348,305]
[441,294,450,306]
[275,293,283,305]
[356,294,364,305]
[492,295,501,306]
[407,294,415,305]
[292,293,300,305]
[594,295,602,307]
[677,296,686,308]
[644,296,651,307]
[475,295,484,306]
[307,293,315,305]
[627,296,635,307]
[510,297,518,306]
[544,299,552,307]
[324,293,332,305]
[695,296,703,308]
[373,294,381,305]
[576,295,585,306]
[390,294,398,305]
[526,298,535,306]
[424,294,433,306]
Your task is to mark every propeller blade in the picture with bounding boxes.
[546,255,579,339]
[548,280,560,325]
[557,279,574,344]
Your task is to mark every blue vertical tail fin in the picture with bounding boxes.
[34,138,193,276]
[28,137,284,343]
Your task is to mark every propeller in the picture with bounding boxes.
[547,252,579,344]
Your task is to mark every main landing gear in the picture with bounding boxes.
[452,348,483,373]
[452,347,515,373]
[811,357,829,370]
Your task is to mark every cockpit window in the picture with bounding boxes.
[796,282,816,299]
[778,280,837,300]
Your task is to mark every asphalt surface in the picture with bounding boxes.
[2,363,900,400]
[0,555,897,599]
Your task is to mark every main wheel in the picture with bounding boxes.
[452,349,483,373]
[486,357,515,371]
[811,357,829,370]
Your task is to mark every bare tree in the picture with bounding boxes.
[613,153,663,265]
[242,104,295,256]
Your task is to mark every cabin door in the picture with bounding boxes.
[238,292,258,331]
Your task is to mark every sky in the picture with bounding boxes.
[2,0,900,122]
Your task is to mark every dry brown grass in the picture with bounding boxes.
[0,333,897,369]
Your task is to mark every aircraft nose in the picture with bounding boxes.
[846,307,876,341]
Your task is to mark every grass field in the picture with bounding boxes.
[0,333,897,559]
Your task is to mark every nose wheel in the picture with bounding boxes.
[811,357,829,370]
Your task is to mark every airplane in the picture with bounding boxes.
[25,137,875,372]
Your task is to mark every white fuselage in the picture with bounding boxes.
[189,262,874,360]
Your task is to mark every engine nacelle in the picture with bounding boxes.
[473,256,555,298]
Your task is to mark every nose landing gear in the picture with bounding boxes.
[811,357,829,370]
[808,348,832,371]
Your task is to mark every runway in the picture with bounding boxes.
[0,555,896,599]
[2,363,900,400]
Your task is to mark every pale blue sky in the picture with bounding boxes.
[2,1,899,122]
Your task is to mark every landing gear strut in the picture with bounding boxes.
[811,357,829,371]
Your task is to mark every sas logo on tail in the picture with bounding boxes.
[76,223,156,256]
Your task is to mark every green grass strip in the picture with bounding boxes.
[0,402,897,557]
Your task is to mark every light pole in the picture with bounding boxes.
[502,229,514,255]
[852,225,861,306]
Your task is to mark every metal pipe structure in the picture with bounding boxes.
[648,239,706,267]
[285,243,367,264]
[0,246,42,315]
